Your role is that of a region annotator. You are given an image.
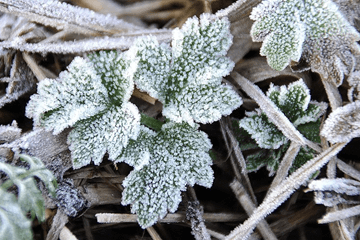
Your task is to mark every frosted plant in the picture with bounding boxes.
[0,154,57,240]
[26,50,140,169]
[250,0,360,86]
[119,122,214,228]
[321,100,360,144]
[236,79,327,175]
[132,14,242,124]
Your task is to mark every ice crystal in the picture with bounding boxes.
[132,14,242,124]
[26,50,140,169]
[237,79,327,175]
[120,122,213,228]
[0,154,57,240]
[321,100,360,143]
[250,0,360,78]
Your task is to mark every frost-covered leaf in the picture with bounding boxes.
[239,79,326,149]
[321,100,360,143]
[68,104,140,169]
[26,50,140,169]
[133,14,242,124]
[0,188,32,240]
[238,79,326,174]
[250,0,360,82]
[116,126,156,170]
[26,56,109,134]
[0,154,57,221]
[121,122,213,228]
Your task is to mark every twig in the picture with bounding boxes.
[220,118,257,204]
[266,142,301,197]
[147,226,163,240]
[59,227,78,240]
[0,30,172,54]
[96,213,247,223]
[337,159,360,181]
[230,179,277,240]
[22,52,46,81]
[318,205,360,224]
[133,88,157,105]
[82,217,94,240]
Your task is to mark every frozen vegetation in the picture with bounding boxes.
[0,0,360,239]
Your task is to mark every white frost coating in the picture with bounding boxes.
[132,14,242,124]
[0,30,172,54]
[321,100,360,143]
[115,126,156,170]
[121,122,214,228]
[308,178,360,196]
[68,104,140,169]
[26,50,140,169]
[0,188,33,240]
[0,0,142,33]
[26,57,109,134]
[239,79,327,149]
[250,0,360,71]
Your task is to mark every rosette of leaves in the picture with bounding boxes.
[132,14,242,124]
[26,51,140,169]
[250,0,360,86]
[234,79,327,175]
[118,122,213,228]
[0,154,57,240]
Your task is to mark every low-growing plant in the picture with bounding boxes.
[25,14,242,228]
[0,154,57,240]
[233,79,327,175]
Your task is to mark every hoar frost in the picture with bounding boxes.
[26,50,140,169]
[250,0,360,83]
[237,79,327,175]
[120,122,214,228]
[132,14,242,124]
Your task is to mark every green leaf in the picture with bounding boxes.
[26,57,109,134]
[26,51,140,169]
[0,188,32,240]
[133,14,242,124]
[121,122,213,228]
[237,79,326,174]
[0,155,57,222]
[68,103,140,169]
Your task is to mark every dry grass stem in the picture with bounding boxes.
[220,118,257,204]
[231,72,307,146]
[337,159,360,181]
[147,226,164,240]
[96,213,247,224]
[230,179,278,240]
[225,142,348,240]
[133,88,157,105]
[59,227,78,240]
[22,52,46,81]
[266,142,301,197]
[319,205,360,224]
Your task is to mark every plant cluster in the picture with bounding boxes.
[233,79,327,175]
[3,0,358,237]
[25,14,242,228]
